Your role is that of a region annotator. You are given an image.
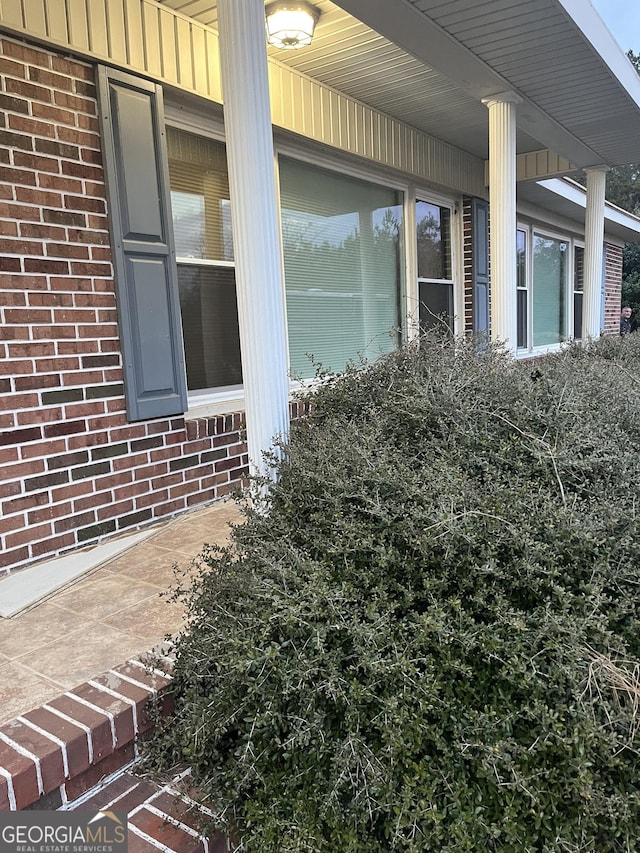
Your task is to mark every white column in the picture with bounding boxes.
[217,0,290,482]
[583,165,609,340]
[482,92,521,353]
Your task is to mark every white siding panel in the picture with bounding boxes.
[290,73,304,137]
[346,98,357,153]
[385,118,395,170]
[308,76,319,139]
[320,85,333,146]
[190,23,207,94]
[205,28,221,101]
[159,6,177,82]
[123,0,144,71]
[46,0,69,43]
[142,2,162,77]
[86,0,108,57]
[106,0,127,64]
[268,62,284,127]
[23,0,46,36]
[355,102,367,158]
[304,76,315,139]
[0,0,24,30]
[514,150,575,182]
[175,16,192,88]
[66,0,89,51]
[394,123,405,173]
[372,111,382,163]
[337,93,348,151]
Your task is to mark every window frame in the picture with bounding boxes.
[273,138,414,355]
[413,194,458,337]
[516,222,578,356]
[275,147,409,382]
[163,108,461,411]
[164,111,245,415]
[516,223,531,351]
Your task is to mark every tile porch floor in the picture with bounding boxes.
[0,499,242,727]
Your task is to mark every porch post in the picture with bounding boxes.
[583,165,609,340]
[217,0,290,481]
[482,92,521,353]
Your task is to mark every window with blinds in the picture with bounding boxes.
[279,156,404,380]
[532,235,568,347]
[517,228,528,348]
[416,201,454,335]
[167,126,241,392]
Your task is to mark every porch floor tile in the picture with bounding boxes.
[0,499,242,728]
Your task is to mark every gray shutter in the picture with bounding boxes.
[471,197,489,335]
[98,66,187,421]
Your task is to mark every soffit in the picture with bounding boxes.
[160,0,640,167]
[518,178,640,242]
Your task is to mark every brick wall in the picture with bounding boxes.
[0,36,269,577]
[604,242,623,335]
[0,656,173,810]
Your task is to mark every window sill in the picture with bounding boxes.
[516,342,566,359]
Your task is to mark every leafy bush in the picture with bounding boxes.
[150,335,640,852]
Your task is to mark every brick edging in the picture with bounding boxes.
[0,656,173,811]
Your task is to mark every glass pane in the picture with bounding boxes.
[416,201,451,280]
[517,229,526,289]
[533,236,567,347]
[171,191,205,259]
[419,281,453,334]
[517,288,528,349]
[279,157,404,380]
[167,126,233,262]
[178,265,242,390]
[574,292,583,340]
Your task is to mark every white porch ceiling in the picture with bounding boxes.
[161,0,640,169]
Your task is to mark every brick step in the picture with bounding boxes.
[0,654,234,851]
[64,766,229,853]
[0,656,174,811]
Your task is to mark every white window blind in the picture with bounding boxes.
[533,235,567,347]
[167,127,241,391]
[279,156,404,379]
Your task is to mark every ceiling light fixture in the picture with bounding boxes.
[265,1,321,49]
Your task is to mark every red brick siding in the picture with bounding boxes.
[0,656,173,811]
[0,653,229,850]
[0,36,303,576]
[604,242,623,335]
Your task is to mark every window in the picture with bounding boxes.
[516,228,572,352]
[516,228,528,349]
[278,156,404,380]
[167,127,242,392]
[416,201,453,334]
[532,235,568,347]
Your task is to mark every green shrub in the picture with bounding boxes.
[149,335,640,852]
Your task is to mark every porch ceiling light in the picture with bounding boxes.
[265,1,321,49]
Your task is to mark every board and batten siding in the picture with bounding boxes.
[0,0,486,196]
